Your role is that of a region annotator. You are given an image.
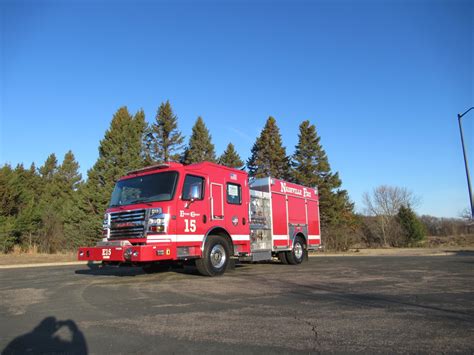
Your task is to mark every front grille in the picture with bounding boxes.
[109,209,146,239]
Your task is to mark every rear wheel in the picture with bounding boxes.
[196,235,231,276]
[286,236,306,265]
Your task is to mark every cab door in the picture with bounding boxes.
[176,174,208,243]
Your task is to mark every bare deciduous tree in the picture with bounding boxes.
[362,185,420,246]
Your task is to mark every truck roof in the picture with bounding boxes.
[124,161,247,179]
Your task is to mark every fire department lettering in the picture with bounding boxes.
[180,210,201,218]
[280,182,312,198]
[112,221,143,228]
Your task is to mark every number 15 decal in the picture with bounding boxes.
[184,219,196,232]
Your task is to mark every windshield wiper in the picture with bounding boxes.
[128,198,153,206]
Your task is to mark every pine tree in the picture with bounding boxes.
[0,165,20,252]
[218,143,244,169]
[56,151,83,249]
[183,116,216,164]
[38,154,66,252]
[397,205,425,246]
[0,164,20,217]
[57,151,82,194]
[39,154,58,181]
[146,101,184,163]
[78,107,148,245]
[14,163,42,249]
[291,120,355,246]
[247,116,290,179]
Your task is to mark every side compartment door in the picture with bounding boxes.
[211,183,224,220]
[307,200,321,247]
[271,193,289,248]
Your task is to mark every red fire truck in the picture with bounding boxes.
[78,161,321,276]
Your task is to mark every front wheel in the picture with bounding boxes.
[286,236,306,265]
[196,235,231,276]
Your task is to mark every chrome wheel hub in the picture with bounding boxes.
[210,244,226,269]
[294,242,303,259]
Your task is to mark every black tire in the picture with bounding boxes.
[142,262,171,274]
[196,235,230,276]
[286,236,306,265]
[278,251,289,264]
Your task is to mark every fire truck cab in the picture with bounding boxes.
[78,161,321,276]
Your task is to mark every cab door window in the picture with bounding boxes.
[182,175,204,200]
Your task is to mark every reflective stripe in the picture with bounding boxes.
[231,234,250,241]
[147,234,251,243]
[177,235,204,242]
[273,235,288,240]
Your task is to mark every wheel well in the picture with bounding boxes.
[293,233,307,248]
[202,227,234,255]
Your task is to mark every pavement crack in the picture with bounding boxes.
[294,316,320,352]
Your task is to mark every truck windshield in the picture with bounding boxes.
[109,171,178,207]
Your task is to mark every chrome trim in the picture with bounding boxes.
[108,209,146,239]
[201,226,231,253]
[290,226,308,250]
[210,244,226,268]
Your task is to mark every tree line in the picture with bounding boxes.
[1,101,468,253]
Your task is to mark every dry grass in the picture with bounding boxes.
[425,234,474,248]
[0,246,77,266]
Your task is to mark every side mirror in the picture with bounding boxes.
[185,184,201,209]
[190,184,201,200]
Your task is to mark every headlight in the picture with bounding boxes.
[147,210,168,233]
[102,213,109,227]
[149,208,162,217]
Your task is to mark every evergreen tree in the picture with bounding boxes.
[57,151,82,194]
[146,101,184,163]
[57,151,83,249]
[78,107,148,245]
[38,154,65,252]
[14,163,42,249]
[0,165,19,252]
[397,205,425,246]
[183,116,216,164]
[0,164,20,217]
[291,120,355,246]
[39,154,58,181]
[218,143,244,169]
[247,116,290,179]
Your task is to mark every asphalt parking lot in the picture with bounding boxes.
[1,254,473,354]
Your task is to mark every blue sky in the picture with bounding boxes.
[1,0,473,217]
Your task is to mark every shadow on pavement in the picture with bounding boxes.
[2,316,88,355]
[75,259,249,277]
[450,250,474,256]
